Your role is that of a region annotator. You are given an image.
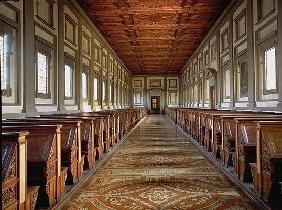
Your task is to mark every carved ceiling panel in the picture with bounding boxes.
[77,0,231,75]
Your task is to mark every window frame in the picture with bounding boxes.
[222,61,231,99]
[102,79,106,102]
[64,53,75,100]
[109,81,113,103]
[93,75,99,102]
[258,36,278,95]
[81,66,89,101]
[0,23,14,97]
[35,37,53,99]
[235,50,248,99]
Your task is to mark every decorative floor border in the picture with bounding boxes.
[166,116,269,210]
[55,116,148,210]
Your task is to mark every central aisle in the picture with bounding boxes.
[62,115,256,210]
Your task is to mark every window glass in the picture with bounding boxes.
[82,72,87,99]
[102,81,106,100]
[265,47,276,90]
[64,64,72,98]
[93,78,98,101]
[37,52,48,94]
[224,69,230,97]
[206,80,209,100]
[109,84,112,102]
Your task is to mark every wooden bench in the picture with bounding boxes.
[219,114,282,166]
[39,115,96,170]
[250,121,282,205]
[205,111,252,155]
[98,111,119,147]
[72,113,111,153]
[2,125,62,209]
[3,119,83,186]
[51,114,104,161]
[219,113,279,166]
[2,132,40,210]
[233,117,282,182]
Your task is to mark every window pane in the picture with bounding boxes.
[37,52,48,94]
[102,81,106,100]
[109,84,112,102]
[265,47,276,90]
[239,60,248,97]
[93,78,98,100]
[224,69,230,97]
[206,80,209,100]
[82,72,87,99]
[64,64,72,98]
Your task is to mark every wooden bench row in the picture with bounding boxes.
[165,107,282,208]
[1,108,148,210]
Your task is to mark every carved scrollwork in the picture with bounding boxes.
[7,154,16,180]
[46,163,56,178]
[2,187,16,208]
[46,182,50,196]
[31,191,38,210]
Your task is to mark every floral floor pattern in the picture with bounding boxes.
[61,115,257,210]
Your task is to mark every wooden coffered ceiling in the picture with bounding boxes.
[77,0,231,75]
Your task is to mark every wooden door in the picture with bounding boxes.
[151,96,160,114]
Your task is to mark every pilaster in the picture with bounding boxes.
[246,0,256,110]
[77,17,83,111]
[57,0,66,112]
[229,15,235,110]
[22,0,38,116]
[277,0,282,110]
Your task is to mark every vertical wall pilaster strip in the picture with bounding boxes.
[22,0,38,116]
[58,0,66,112]
[77,17,83,110]
[229,15,235,110]
[277,0,282,110]
[106,54,109,109]
[246,0,255,110]
[90,35,95,110]
[216,29,221,109]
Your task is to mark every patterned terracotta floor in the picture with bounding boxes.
[61,115,258,210]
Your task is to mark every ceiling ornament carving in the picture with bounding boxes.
[77,0,231,75]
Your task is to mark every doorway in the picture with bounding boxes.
[150,96,160,114]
